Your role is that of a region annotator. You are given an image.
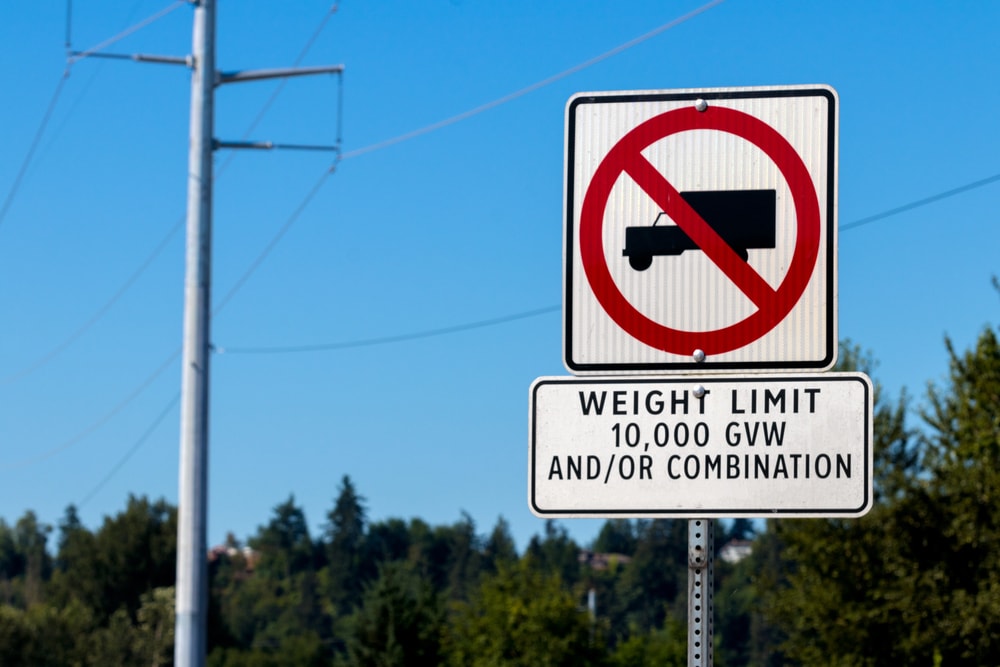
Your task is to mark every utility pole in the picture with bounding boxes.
[174,0,215,663]
[69,5,342,664]
[172,4,343,666]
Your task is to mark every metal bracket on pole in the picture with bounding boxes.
[213,64,345,156]
[688,518,714,667]
[213,140,341,152]
[216,64,344,86]
[68,50,193,67]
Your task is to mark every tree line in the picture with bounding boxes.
[1,321,999,665]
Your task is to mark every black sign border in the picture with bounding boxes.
[564,87,838,373]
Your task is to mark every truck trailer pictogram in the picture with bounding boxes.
[622,189,777,271]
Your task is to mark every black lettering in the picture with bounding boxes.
[789,453,801,478]
[671,390,689,415]
[579,391,606,416]
[805,388,820,413]
[773,454,788,479]
[587,456,601,480]
[667,455,681,479]
[837,454,851,478]
[613,391,627,415]
[640,455,652,479]
[619,456,635,480]
[764,388,784,414]
[705,455,722,478]
[754,455,769,478]
[696,389,710,414]
[728,455,740,478]
[684,455,700,479]
[762,421,786,447]
[646,390,664,415]
[816,454,831,479]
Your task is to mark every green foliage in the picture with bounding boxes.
[916,327,1000,662]
[6,324,1000,666]
[216,500,328,659]
[525,520,582,587]
[0,511,52,608]
[743,330,1000,666]
[592,519,637,555]
[0,601,90,667]
[341,561,444,666]
[446,558,605,667]
[324,476,368,616]
[609,615,687,667]
[48,495,176,623]
[609,520,687,634]
[481,516,518,574]
[251,495,315,580]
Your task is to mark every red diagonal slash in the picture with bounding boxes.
[577,103,822,357]
[624,154,777,307]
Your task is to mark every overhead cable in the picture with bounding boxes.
[218,170,1000,355]
[339,0,726,160]
[67,0,188,64]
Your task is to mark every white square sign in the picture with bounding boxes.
[564,86,838,373]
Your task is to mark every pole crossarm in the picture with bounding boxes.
[216,64,344,86]
[214,140,340,152]
[68,50,192,66]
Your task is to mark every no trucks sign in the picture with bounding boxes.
[564,86,838,373]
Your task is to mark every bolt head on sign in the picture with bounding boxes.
[564,86,838,373]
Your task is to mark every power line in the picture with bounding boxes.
[839,172,1000,231]
[18,165,995,477]
[3,0,712,384]
[0,72,70,230]
[219,305,561,355]
[77,392,181,509]
[0,221,182,385]
[340,0,726,160]
[0,0,734,489]
[0,350,179,471]
[0,5,347,477]
[0,2,341,384]
[0,2,186,230]
[218,170,1000,355]
[67,0,187,65]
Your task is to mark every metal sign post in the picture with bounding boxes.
[688,519,714,667]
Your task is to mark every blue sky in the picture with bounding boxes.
[1,1,998,552]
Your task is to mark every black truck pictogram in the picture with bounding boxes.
[622,189,777,271]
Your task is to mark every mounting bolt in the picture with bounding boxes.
[694,385,706,398]
[694,98,708,112]
[693,349,706,363]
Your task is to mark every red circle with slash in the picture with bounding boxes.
[579,104,821,356]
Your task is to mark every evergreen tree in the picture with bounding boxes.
[482,516,518,574]
[323,476,368,615]
[917,326,1000,662]
[251,495,314,580]
[525,520,581,586]
[48,495,176,623]
[342,561,444,667]
[592,519,636,555]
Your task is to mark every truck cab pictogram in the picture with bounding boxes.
[622,189,777,271]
